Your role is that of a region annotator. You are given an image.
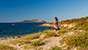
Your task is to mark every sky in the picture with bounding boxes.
[0,0,88,22]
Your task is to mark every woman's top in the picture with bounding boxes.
[54,20,59,30]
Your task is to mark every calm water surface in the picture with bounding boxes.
[0,23,51,38]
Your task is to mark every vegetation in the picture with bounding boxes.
[24,45,31,49]
[30,39,44,47]
[59,16,88,50]
[0,44,16,50]
[9,33,40,45]
[44,30,48,33]
[23,33,40,40]
[9,39,31,45]
[61,32,88,50]
[49,45,62,50]
[58,26,67,35]
[44,32,57,38]
[23,40,31,44]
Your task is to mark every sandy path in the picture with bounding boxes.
[37,31,76,50]
[38,36,63,50]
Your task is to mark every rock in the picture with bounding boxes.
[39,24,52,27]
[61,23,76,28]
[33,25,37,27]
[12,24,15,25]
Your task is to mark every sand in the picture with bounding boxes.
[0,30,78,50]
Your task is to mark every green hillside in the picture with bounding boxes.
[58,16,88,50]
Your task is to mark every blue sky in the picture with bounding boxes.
[0,0,88,22]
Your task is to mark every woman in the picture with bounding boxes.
[52,17,60,34]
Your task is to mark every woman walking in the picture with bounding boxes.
[52,17,60,34]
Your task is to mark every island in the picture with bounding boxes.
[12,19,46,23]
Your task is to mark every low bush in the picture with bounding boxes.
[61,32,88,50]
[9,33,40,45]
[9,40,20,45]
[49,45,62,50]
[0,44,16,50]
[30,39,44,47]
[24,33,40,40]
[58,27,67,35]
[44,30,48,33]
[23,40,31,44]
[44,32,57,38]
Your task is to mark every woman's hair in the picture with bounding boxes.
[55,17,58,21]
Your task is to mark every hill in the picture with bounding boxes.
[12,19,46,23]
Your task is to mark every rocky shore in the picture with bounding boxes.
[39,23,52,27]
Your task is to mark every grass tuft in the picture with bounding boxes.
[49,45,62,50]
[61,32,88,50]
[44,32,57,38]
[30,39,44,47]
[0,44,16,50]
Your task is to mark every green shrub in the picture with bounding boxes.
[0,44,16,50]
[24,45,28,49]
[49,45,62,50]
[23,40,30,44]
[17,36,21,38]
[18,43,23,46]
[61,32,88,49]
[30,34,40,40]
[44,30,48,33]
[9,40,20,45]
[9,38,30,45]
[30,39,44,47]
[58,28,67,35]
[9,33,40,45]
[24,33,40,40]
[44,32,57,38]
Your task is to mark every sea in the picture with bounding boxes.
[0,23,51,38]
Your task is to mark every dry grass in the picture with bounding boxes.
[0,44,16,50]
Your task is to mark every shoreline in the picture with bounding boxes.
[0,35,22,40]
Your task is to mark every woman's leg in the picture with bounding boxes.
[55,29,58,35]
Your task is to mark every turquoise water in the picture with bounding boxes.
[0,23,51,38]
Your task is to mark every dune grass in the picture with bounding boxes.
[44,32,57,38]
[24,45,30,49]
[9,39,31,45]
[30,39,44,47]
[57,16,88,50]
[49,45,62,50]
[60,32,88,50]
[0,44,16,50]
[23,33,40,40]
[58,27,67,35]
[44,30,48,33]
[9,33,41,45]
